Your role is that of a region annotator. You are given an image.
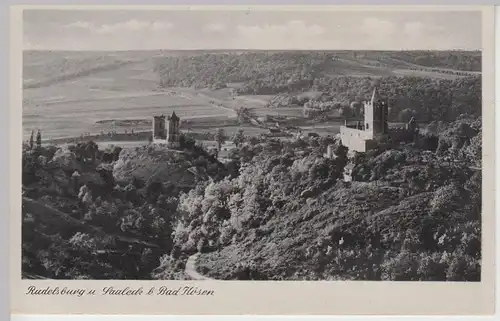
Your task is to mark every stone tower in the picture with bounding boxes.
[152,115,167,144]
[364,88,388,138]
[166,111,180,148]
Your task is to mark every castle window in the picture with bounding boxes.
[366,123,369,129]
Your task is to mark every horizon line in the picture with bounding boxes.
[23,48,482,52]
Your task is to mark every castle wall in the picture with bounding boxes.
[388,128,417,143]
[153,138,168,145]
[340,126,375,152]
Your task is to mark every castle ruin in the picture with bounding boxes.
[152,111,181,148]
[339,88,418,153]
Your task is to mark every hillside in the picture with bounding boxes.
[22,115,482,281]
[163,117,482,281]
[21,136,238,279]
[152,51,481,122]
[154,50,481,91]
[23,51,150,89]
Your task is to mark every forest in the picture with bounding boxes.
[22,136,238,279]
[154,51,481,90]
[22,114,482,281]
[301,76,480,122]
[154,51,481,122]
[171,116,482,281]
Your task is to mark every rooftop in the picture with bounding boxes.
[168,111,180,121]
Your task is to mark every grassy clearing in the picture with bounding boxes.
[252,107,304,118]
[322,58,396,77]
[324,57,470,80]
[392,69,460,80]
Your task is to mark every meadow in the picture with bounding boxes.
[23,54,236,141]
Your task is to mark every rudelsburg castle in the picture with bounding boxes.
[339,88,419,153]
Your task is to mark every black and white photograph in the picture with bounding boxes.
[20,7,485,284]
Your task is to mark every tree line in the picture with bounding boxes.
[153,51,481,122]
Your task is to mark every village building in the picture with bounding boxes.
[343,163,355,182]
[152,111,181,148]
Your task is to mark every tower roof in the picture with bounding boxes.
[169,111,180,121]
[370,88,377,104]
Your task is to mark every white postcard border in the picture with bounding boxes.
[9,4,496,316]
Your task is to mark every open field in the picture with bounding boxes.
[23,51,240,140]
[23,58,236,140]
[391,69,463,79]
[322,58,395,78]
[23,89,235,140]
[328,56,480,80]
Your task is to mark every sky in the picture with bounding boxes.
[23,9,483,51]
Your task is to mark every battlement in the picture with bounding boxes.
[390,127,411,133]
[343,120,365,131]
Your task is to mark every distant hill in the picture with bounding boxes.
[23,50,481,90]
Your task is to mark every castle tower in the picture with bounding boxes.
[166,111,181,148]
[152,115,167,144]
[36,129,42,148]
[364,88,388,138]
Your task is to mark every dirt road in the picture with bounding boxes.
[184,253,214,280]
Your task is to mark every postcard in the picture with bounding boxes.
[11,5,495,315]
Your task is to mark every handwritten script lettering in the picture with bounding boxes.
[102,286,144,296]
[25,285,215,297]
[25,286,86,297]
